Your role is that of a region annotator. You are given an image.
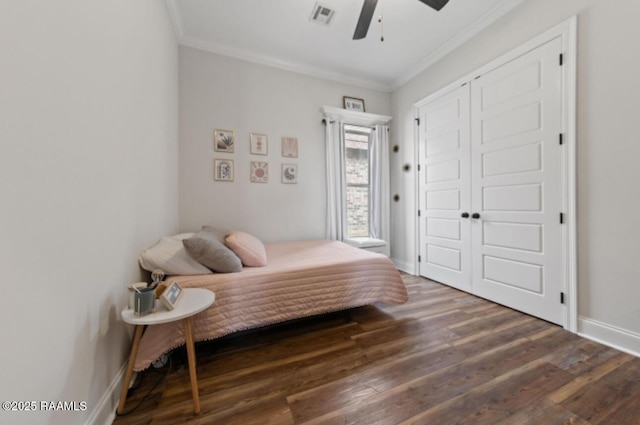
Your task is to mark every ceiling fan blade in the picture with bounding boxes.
[353,0,378,40]
[417,0,450,11]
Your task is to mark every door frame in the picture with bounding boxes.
[413,16,577,331]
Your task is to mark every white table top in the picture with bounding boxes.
[122,288,215,325]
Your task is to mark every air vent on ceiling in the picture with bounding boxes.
[309,2,335,26]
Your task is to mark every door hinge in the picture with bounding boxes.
[418,210,421,217]
[417,164,421,171]
[560,292,565,304]
[559,53,564,66]
[415,118,420,126]
[560,213,564,224]
[418,255,422,263]
[559,133,563,145]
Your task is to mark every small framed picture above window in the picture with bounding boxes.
[343,96,365,112]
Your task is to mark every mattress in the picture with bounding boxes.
[133,239,408,371]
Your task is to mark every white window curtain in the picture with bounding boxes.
[370,124,390,246]
[324,119,346,240]
[322,106,392,248]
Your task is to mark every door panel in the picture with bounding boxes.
[418,85,471,291]
[470,37,563,325]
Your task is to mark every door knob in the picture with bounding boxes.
[461,212,469,218]
[471,213,481,219]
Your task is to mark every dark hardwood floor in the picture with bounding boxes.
[113,273,640,424]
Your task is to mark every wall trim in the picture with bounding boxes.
[391,0,527,90]
[392,257,415,275]
[578,316,640,358]
[85,362,128,425]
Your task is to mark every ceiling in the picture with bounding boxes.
[166,0,527,91]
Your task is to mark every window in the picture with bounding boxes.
[344,125,372,237]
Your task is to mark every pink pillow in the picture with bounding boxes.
[225,231,267,267]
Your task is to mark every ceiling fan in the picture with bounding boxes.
[353,0,450,40]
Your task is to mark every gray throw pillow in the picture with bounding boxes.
[183,227,242,273]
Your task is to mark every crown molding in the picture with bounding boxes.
[179,35,393,93]
[164,0,184,41]
[164,0,526,93]
[391,0,527,90]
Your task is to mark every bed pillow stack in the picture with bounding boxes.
[138,227,268,275]
[182,226,242,273]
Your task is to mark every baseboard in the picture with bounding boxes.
[578,316,640,358]
[391,257,415,275]
[85,362,128,425]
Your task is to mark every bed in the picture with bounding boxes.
[133,239,408,371]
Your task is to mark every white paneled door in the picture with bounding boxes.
[418,37,565,325]
[471,37,563,325]
[418,84,471,292]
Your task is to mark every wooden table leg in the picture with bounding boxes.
[183,317,201,414]
[117,325,144,414]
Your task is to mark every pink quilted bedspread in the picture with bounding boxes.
[133,239,408,371]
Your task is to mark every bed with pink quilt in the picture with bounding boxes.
[134,239,408,371]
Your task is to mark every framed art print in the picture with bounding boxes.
[281,137,298,158]
[343,96,365,112]
[214,159,234,181]
[282,164,297,184]
[214,129,235,153]
[251,161,269,183]
[250,133,268,155]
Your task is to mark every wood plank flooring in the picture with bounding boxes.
[113,274,640,424]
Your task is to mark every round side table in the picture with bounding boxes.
[117,288,215,415]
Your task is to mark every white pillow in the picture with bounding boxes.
[139,233,212,276]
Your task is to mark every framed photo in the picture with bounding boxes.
[282,164,298,184]
[214,159,234,182]
[251,161,269,183]
[281,137,299,158]
[214,129,235,153]
[160,281,183,311]
[250,133,268,155]
[343,96,365,112]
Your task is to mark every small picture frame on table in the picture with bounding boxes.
[250,133,268,155]
[160,281,183,311]
[343,96,365,112]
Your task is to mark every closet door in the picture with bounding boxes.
[469,38,564,325]
[417,85,471,291]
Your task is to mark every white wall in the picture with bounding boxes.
[0,1,179,424]
[391,0,640,352]
[179,46,391,242]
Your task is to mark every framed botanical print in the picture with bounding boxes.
[281,137,298,158]
[250,133,268,155]
[214,159,234,181]
[281,164,297,184]
[250,161,269,183]
[214,129,235,153]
